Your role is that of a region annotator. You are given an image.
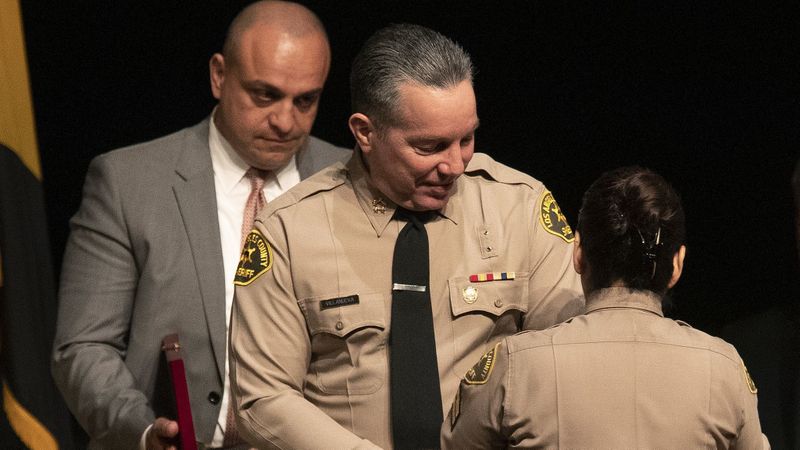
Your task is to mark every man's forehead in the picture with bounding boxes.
[235,26,329,70]
[232,30,329,94]
[390,81,478,134]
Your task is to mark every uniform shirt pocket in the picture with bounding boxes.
[299,292,387,395]
[448,273,530,317]
[447,273,529,377]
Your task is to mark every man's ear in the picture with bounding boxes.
[348,113,375,153]
[573,231,584,274]
[209,53,226,100]
[667,245,686,289]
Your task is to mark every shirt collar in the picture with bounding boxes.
[584,287,665,317]
[209,107,298,193]
[346,146,461,236]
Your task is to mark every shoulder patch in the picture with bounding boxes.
[539,191,575,243]
[742,361,757,394]
[233,230,273,286]
[464,342,501,385]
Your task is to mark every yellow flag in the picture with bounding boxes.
[0,0,41,179]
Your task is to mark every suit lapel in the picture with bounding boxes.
[295,139,315,180]
[172,120,227,382]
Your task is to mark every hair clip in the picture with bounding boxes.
[637,226,662,279]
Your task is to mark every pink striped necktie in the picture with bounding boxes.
[239,167,269,250]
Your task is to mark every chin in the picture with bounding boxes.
[411,197,449,212]
[250,148,298,170]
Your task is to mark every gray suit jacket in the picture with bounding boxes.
[52,118,351,449]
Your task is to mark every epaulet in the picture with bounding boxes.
[463,152,544,192]
[263,162,348,216]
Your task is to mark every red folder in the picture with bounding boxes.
[162,334,198,450]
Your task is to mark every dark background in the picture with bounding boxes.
[20,1,799,447]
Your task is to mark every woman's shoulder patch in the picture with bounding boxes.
[742,361,758,394]
[464,342,501,385]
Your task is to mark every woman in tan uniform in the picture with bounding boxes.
[442,166,770,449]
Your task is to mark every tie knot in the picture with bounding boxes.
[395,208,435,227]
[245,167,269,190]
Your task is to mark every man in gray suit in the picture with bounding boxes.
[51,2,350,449]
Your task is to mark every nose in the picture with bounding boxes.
[437,144,466,178]
[267,100,295,136]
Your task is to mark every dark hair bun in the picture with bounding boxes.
[577,166,685,294]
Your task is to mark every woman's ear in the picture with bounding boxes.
[667,245,686,289]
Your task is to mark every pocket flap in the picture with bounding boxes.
[300,292,386,337]
[448,273,529,318]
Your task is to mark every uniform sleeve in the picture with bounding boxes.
[51,155,154,449]
[441,342,508,450]
[523,189,584,331]
[732,361,770,450]
[229,219,380,450]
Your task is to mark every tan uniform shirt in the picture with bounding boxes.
[443,287,770,450]
[230,150,583,449]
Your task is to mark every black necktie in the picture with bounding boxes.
[390,209,443,449]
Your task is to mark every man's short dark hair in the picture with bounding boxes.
[350,23,474,128]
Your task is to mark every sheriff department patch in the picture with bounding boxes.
[464,342,500,385]
[233,230,273,286]
[539,191,575,243]
[743,361,757,394]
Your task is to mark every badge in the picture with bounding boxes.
[742,361,757,394]
[233,230,273,286]
[539,191,575,243]
[464,342,500,385]
[462,286,478,304]
[450,383,462,429]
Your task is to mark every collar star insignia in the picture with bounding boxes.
[371,198,386,214]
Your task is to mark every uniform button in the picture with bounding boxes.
[208,391,220,405]
[486,246,493,252]
[335,321,344,331]
[494,299,503,308]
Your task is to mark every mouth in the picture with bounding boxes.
[424,182,455,197]
[254,137,303,153]
[259,137,298,144]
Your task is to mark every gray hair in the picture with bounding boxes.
[350,23,474,127]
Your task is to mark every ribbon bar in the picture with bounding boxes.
[468,272,516,283]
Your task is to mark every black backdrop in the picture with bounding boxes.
[21,1,799,447]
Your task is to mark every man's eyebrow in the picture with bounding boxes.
[244,81,285,96]
[243,82,323,100]
[296,88,324,99]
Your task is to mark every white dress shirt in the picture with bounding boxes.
[208,115,300,447]
[139,113,301,449]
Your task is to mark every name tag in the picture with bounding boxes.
[320,295,360,310]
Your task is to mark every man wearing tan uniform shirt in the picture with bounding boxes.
[229,24,583,449]
[443,167,769,449]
